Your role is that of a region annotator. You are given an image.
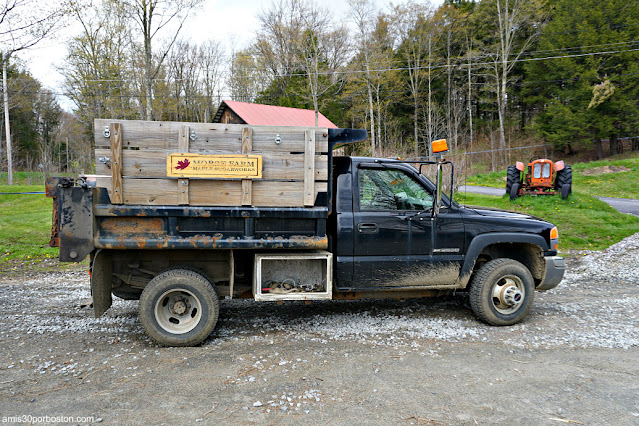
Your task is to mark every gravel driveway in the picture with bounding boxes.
[1,235,639,425]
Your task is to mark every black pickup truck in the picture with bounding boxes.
[47,125,564,346]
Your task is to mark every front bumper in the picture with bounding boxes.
[537,256,565,291]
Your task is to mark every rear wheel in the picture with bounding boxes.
[556,165,572,189]
[139,268,219,346]
[506,165,521,195]
[469,259,535,326]
[509,182,520,201]
[561,184,571,199]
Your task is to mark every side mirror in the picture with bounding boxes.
[431,139,455,217]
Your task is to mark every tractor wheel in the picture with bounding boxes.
[510,183,520,201]
[561,184,571,199]
[506,165,521,195]
[556,165,572,190]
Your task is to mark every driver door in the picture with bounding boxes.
[349,165,435,290]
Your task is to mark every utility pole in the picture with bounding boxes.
[2,53,13,185]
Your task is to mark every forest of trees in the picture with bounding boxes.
[2,0,639,181]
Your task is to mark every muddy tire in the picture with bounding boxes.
[469,258,534,326]
[506,165,521,195]
[561,184,571,199]
[139,268,219,347]
[509,182,520,201]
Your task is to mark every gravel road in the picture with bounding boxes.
[1,235,639,425]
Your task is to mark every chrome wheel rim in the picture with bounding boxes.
[154,288,202,334]
[491,275,525,314]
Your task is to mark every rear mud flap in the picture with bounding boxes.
[91,250,113,317]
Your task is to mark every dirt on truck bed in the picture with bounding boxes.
[1,235,639,425]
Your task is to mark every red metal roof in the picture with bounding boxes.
[221,100,337,128]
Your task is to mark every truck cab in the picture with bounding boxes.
[332,155,563,294]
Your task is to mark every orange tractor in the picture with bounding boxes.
[506,159,572,200]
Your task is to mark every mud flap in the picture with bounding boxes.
[91,249,113,318]
[56,185,94,262]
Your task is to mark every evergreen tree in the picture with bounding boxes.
[525,0,639,157]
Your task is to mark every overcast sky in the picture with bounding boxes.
[18,0,442,111]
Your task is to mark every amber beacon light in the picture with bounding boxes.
[432,139,449,154]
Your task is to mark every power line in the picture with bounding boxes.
[33,43,639,88]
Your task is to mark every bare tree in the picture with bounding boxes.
[199,39,224,122]
[124,0,203,120]
[483,0,544,162]
[63,0,136,126]
[349,0,377,154]
[257,0,349,125]
[393,2,434,156]
[227,47,263,103]
[298,2,348,125]
[1,0,67,184]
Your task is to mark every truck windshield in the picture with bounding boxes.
[359,168,433,211]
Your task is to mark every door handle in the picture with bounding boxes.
[357,223,378,233]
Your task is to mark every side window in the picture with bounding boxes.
[358,168,433,211]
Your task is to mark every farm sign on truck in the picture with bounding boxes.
[47,119,565,346]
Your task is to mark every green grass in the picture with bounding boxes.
[456,191,639,251]
[464,170,507,188]
[0,184,59,267]
[465,152,639,199]
[571,156,639,199]
[0,171,75,186]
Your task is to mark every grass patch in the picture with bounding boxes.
[0,171,77,186]
[464,152,639,199]
[0,184,60,269]
[571,156,639,199]
[456,191,639,251]
[464,170,506,188]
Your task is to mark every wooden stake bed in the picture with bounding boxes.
[93,119,329,207]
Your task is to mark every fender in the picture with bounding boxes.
[458,232,548,286]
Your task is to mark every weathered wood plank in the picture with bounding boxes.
[241,180,252,206]
[178,125,190,151]
[93,177,327,207]
[178,179,189,205]
[110,123,123,204]
[241,127,253,153]
[95,149,329,180]
[177,126,190,205]
[304,129,316,207]
[94,119,329,153]
[241,127,253,206]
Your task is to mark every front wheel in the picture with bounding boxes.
[139,268,219,346]
[509,182,520,201]
[469,259,534,326]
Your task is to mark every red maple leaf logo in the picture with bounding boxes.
[175,158,190,170]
